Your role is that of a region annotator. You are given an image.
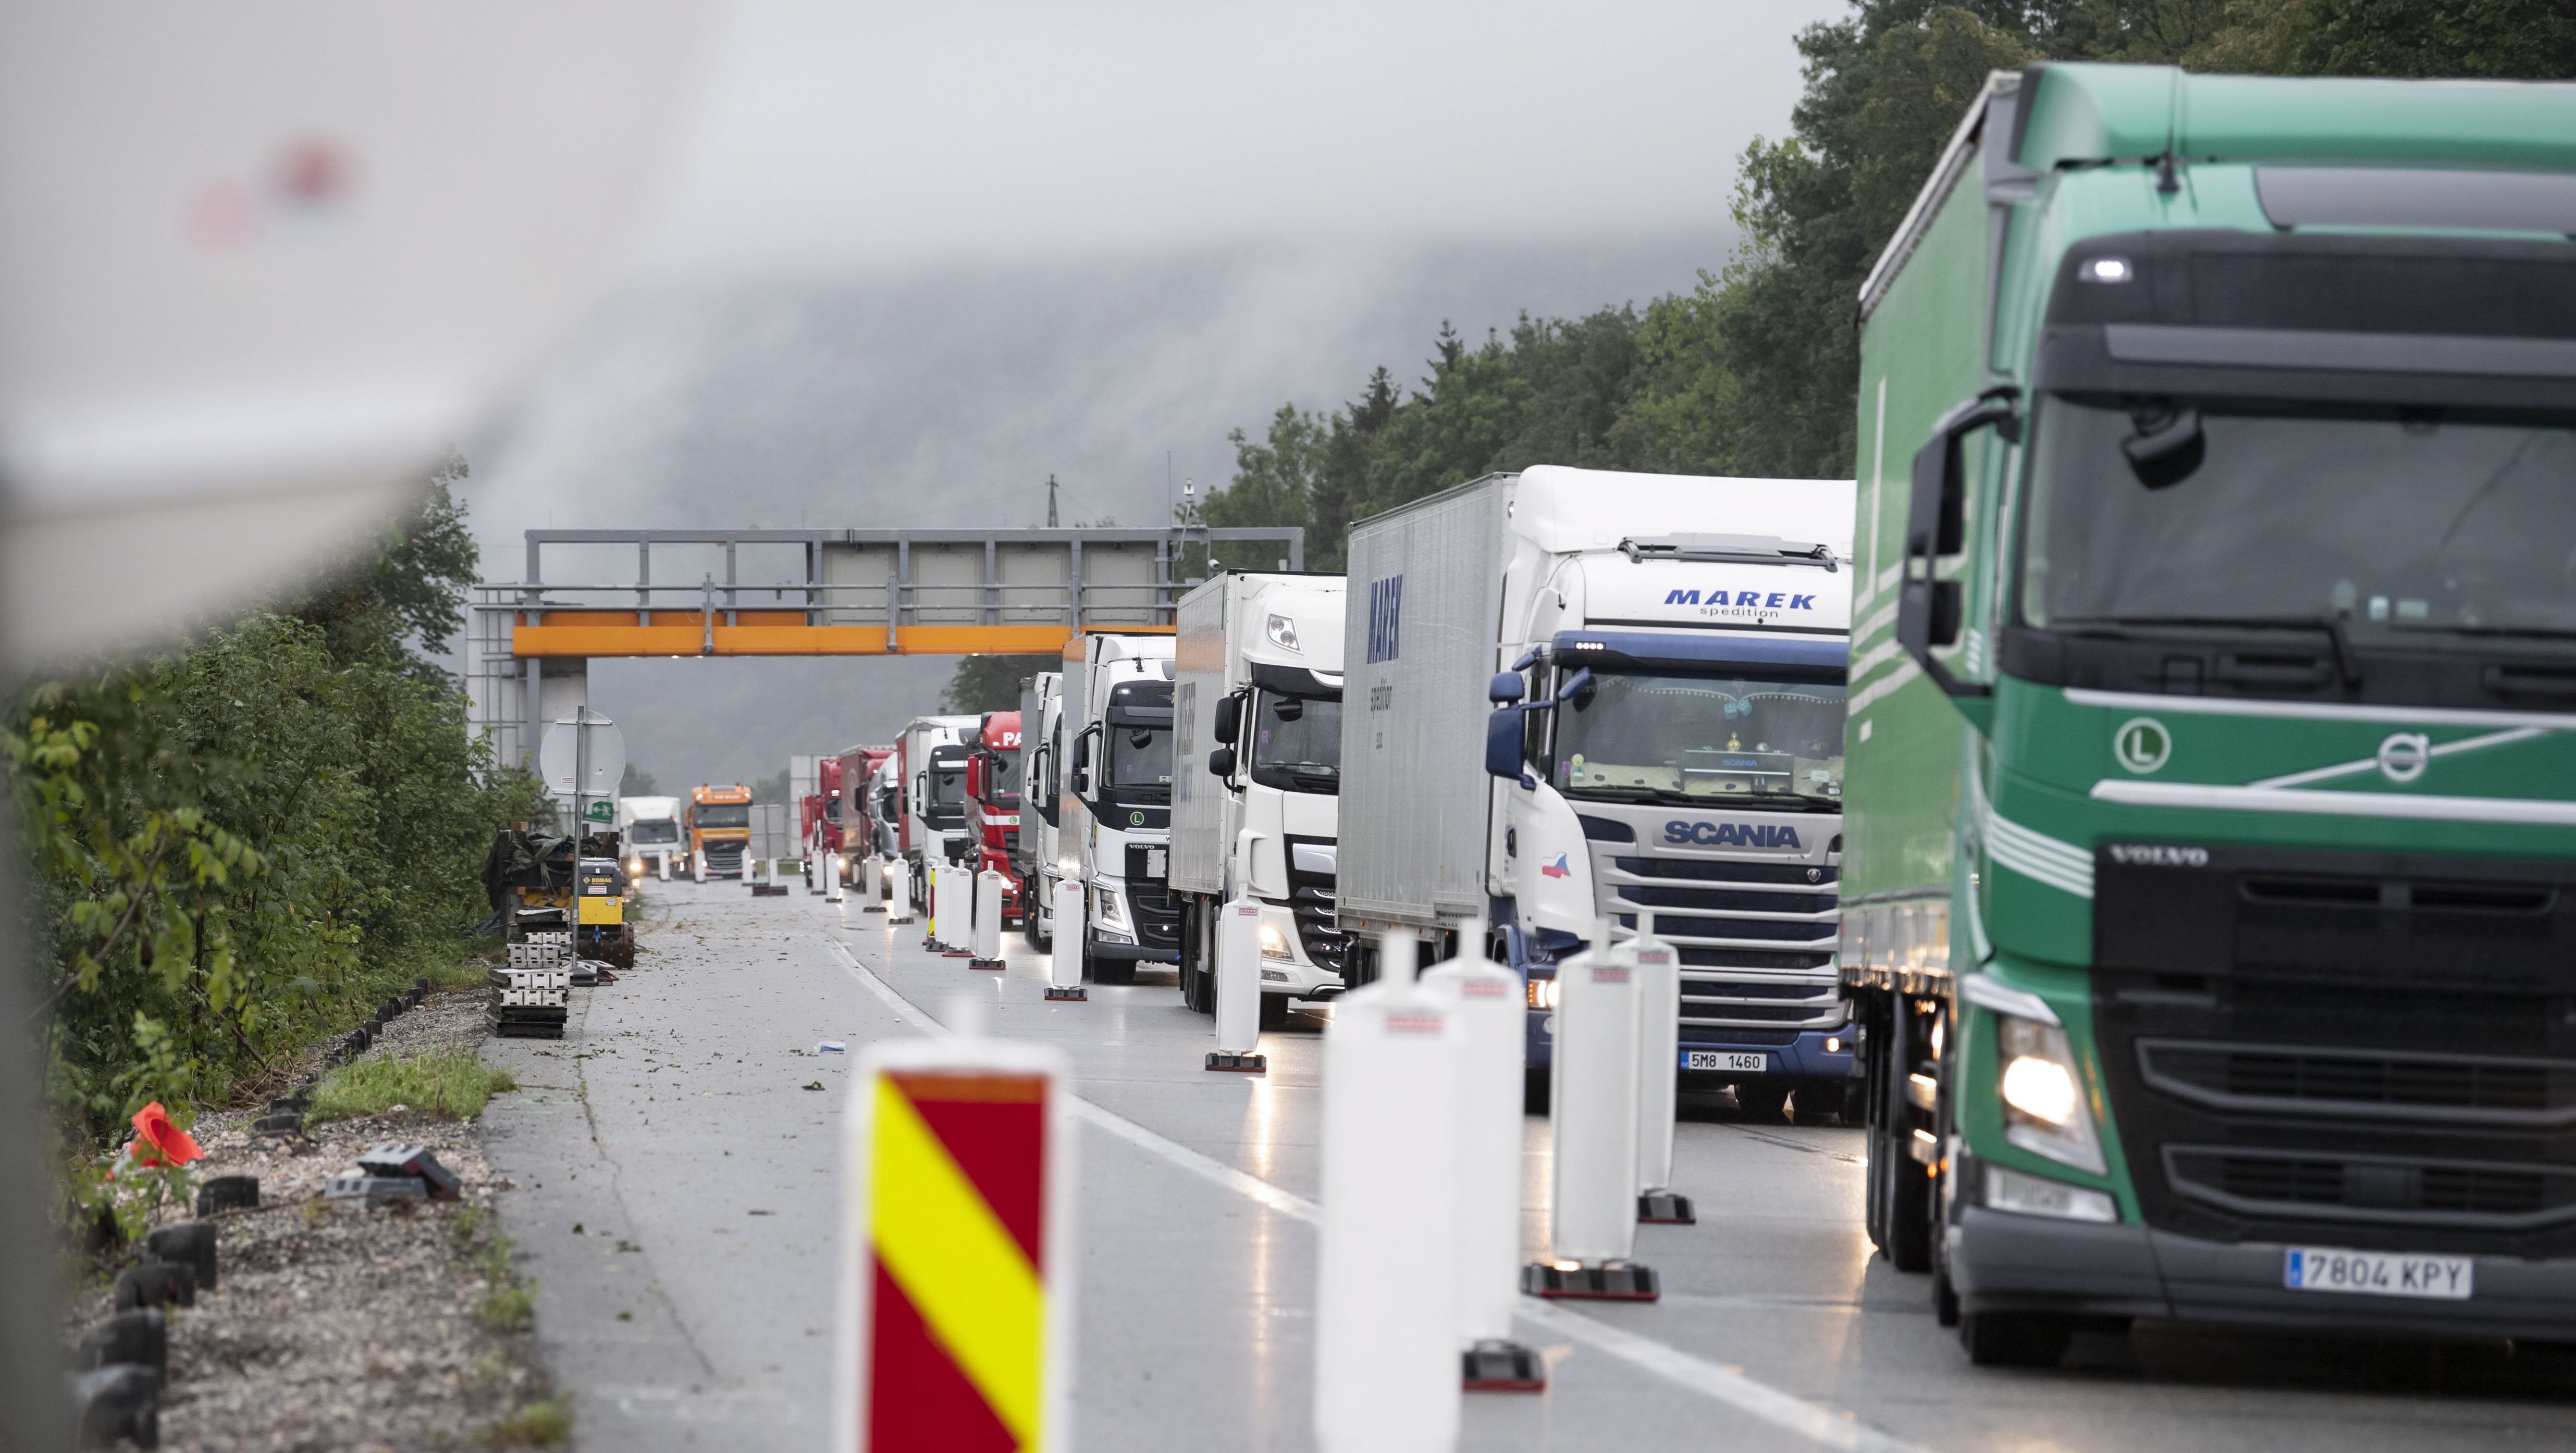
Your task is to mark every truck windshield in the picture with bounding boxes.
[627,819,679,844]
[928,766,965,826]
[1551,669,1845,808]
[1248,692,1340,794]
[695,804,749,829]
[1107,727,1172,804]
[2022,399,2576,635]
[980,753,1021,810]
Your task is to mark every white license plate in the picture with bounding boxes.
[2284,1247,2473,1300]
[1684,1051,1769,1073]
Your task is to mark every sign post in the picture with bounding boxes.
[840,1037,1073,1453]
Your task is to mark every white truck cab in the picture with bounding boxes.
[1171,573,1349,1025]
[1017,670,1065,950]
[617,795,683,880]
[1057,634,1177,984]
[896,715,979,886]
[1339,466,1856,1115]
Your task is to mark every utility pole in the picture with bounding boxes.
[1046,474,1059,528]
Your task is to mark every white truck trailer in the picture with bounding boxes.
[1056,633,1177,983]
[1339,465,1857,1117]
[1170,573,1350,1025]
[617,795,684,880]
[1017,670,1065,951]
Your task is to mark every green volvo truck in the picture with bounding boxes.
[1842,61,2576,1366]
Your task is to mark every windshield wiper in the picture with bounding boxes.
[2060,613,2360,688]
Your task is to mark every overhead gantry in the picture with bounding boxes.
[465,525,1304,768]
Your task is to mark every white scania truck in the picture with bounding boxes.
[1338,465,1858,1117]
[1170,573,1350,1026]
[1039,634,1177,982]
[617,795,683,880]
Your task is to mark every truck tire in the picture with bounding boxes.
[1089,938,1134,986]
[1734,1082,1791,1122]
[1959,1312,2072,1369]
[1258,993,1290,1030]
[1871,993,1935,1274]
[1523,1068,1550,1116]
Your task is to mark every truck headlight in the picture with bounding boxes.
[1526,976,1559,1011]
[1996,1015,2106,1175]
[1265,613,1301,653]
[1095,888,1124,926]
[1259,922,1293,960]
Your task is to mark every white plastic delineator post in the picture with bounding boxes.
[1313,955,1462,1453]
[930,864,954,951]
[862,855,884,911]
[1526,916,1657,1301]
[1422,923,1544,1392]
[1633,914,1693,1225]
[1207,894,1266,1072]
[886,857,914,925]
[971,869,1006,969]
[825,852,845,902]
[657,854,670,881]
[943,864,972,957]
[840,1032,1074,1453]
[1045,876,1086,1001]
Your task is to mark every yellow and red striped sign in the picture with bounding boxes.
[843,1040,1071,1453]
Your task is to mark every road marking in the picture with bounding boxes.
[823,929,1931,1453]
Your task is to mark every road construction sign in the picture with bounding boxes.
[841,1037,1072,1452]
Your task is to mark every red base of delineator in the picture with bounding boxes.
[1463,1339,1547,1392]
[1520,1262,1659,1301]
[1044,986,1087,1001]
[1205,1051,1267,1073]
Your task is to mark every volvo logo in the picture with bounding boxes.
[2113,717,2170,775]
[2377,732,2431,784]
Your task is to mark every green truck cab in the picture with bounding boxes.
[1842,61,2576,1366]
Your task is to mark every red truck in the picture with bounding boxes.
[964,712,1024,923]
[831,744,895,873]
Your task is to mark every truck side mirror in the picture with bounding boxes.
[1207,746,1237,778]
[1897,387,2015,701]
[1488,672,1524,704]
[1212,688,1243,745]
[1029,746,1057,826]
[1555,667,1594,706]
[1484,706,1526,782]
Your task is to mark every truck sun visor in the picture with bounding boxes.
[1250,661,1343,700]
[1551,630,1848,674]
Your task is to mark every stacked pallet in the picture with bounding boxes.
[490,942,570,1038]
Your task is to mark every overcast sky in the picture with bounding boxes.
[462,0,1848,794]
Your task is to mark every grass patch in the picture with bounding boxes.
[480,1399,571,1447]
[306,1051,517,1124]
[479,1283,535,1332]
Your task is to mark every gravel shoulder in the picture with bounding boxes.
[68,988,562,1452]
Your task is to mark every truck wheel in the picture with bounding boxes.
[1090,940,1133,986]
[1734,1082,1791,1122]
[1866,992,1936,1273]
[1258,993,1290,1030]
[1959,1312,2072,1369]
[1522,1069,1550,1116]
[1841,1077,1870,1125]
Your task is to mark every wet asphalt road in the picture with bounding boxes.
[479,876,2576,1451]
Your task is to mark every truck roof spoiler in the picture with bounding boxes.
[1616,533,1839,570]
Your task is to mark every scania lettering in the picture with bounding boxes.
[1170,572,1351,1026]
[1336,465,1856,1119]
[1840,63,2576,1368]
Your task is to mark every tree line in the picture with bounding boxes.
[10,465,549,1148]
[1199,0,2576,568]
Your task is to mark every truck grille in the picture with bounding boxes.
[2164,1147,2576,1232]
[1283,834,1348,976]
[1597,851,1840,1037]
[2091,841,2576,1255]
[1123,843,1181,950]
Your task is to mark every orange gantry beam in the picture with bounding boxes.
[508,612,1170,658]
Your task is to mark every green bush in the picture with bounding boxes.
[480,1399,571,1447]
[8,466,546,1153]
[306,1052,519,1124]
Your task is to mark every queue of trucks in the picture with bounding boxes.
[598,61,2576,1373]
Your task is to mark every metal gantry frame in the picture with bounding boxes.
[466,525,1303,768]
